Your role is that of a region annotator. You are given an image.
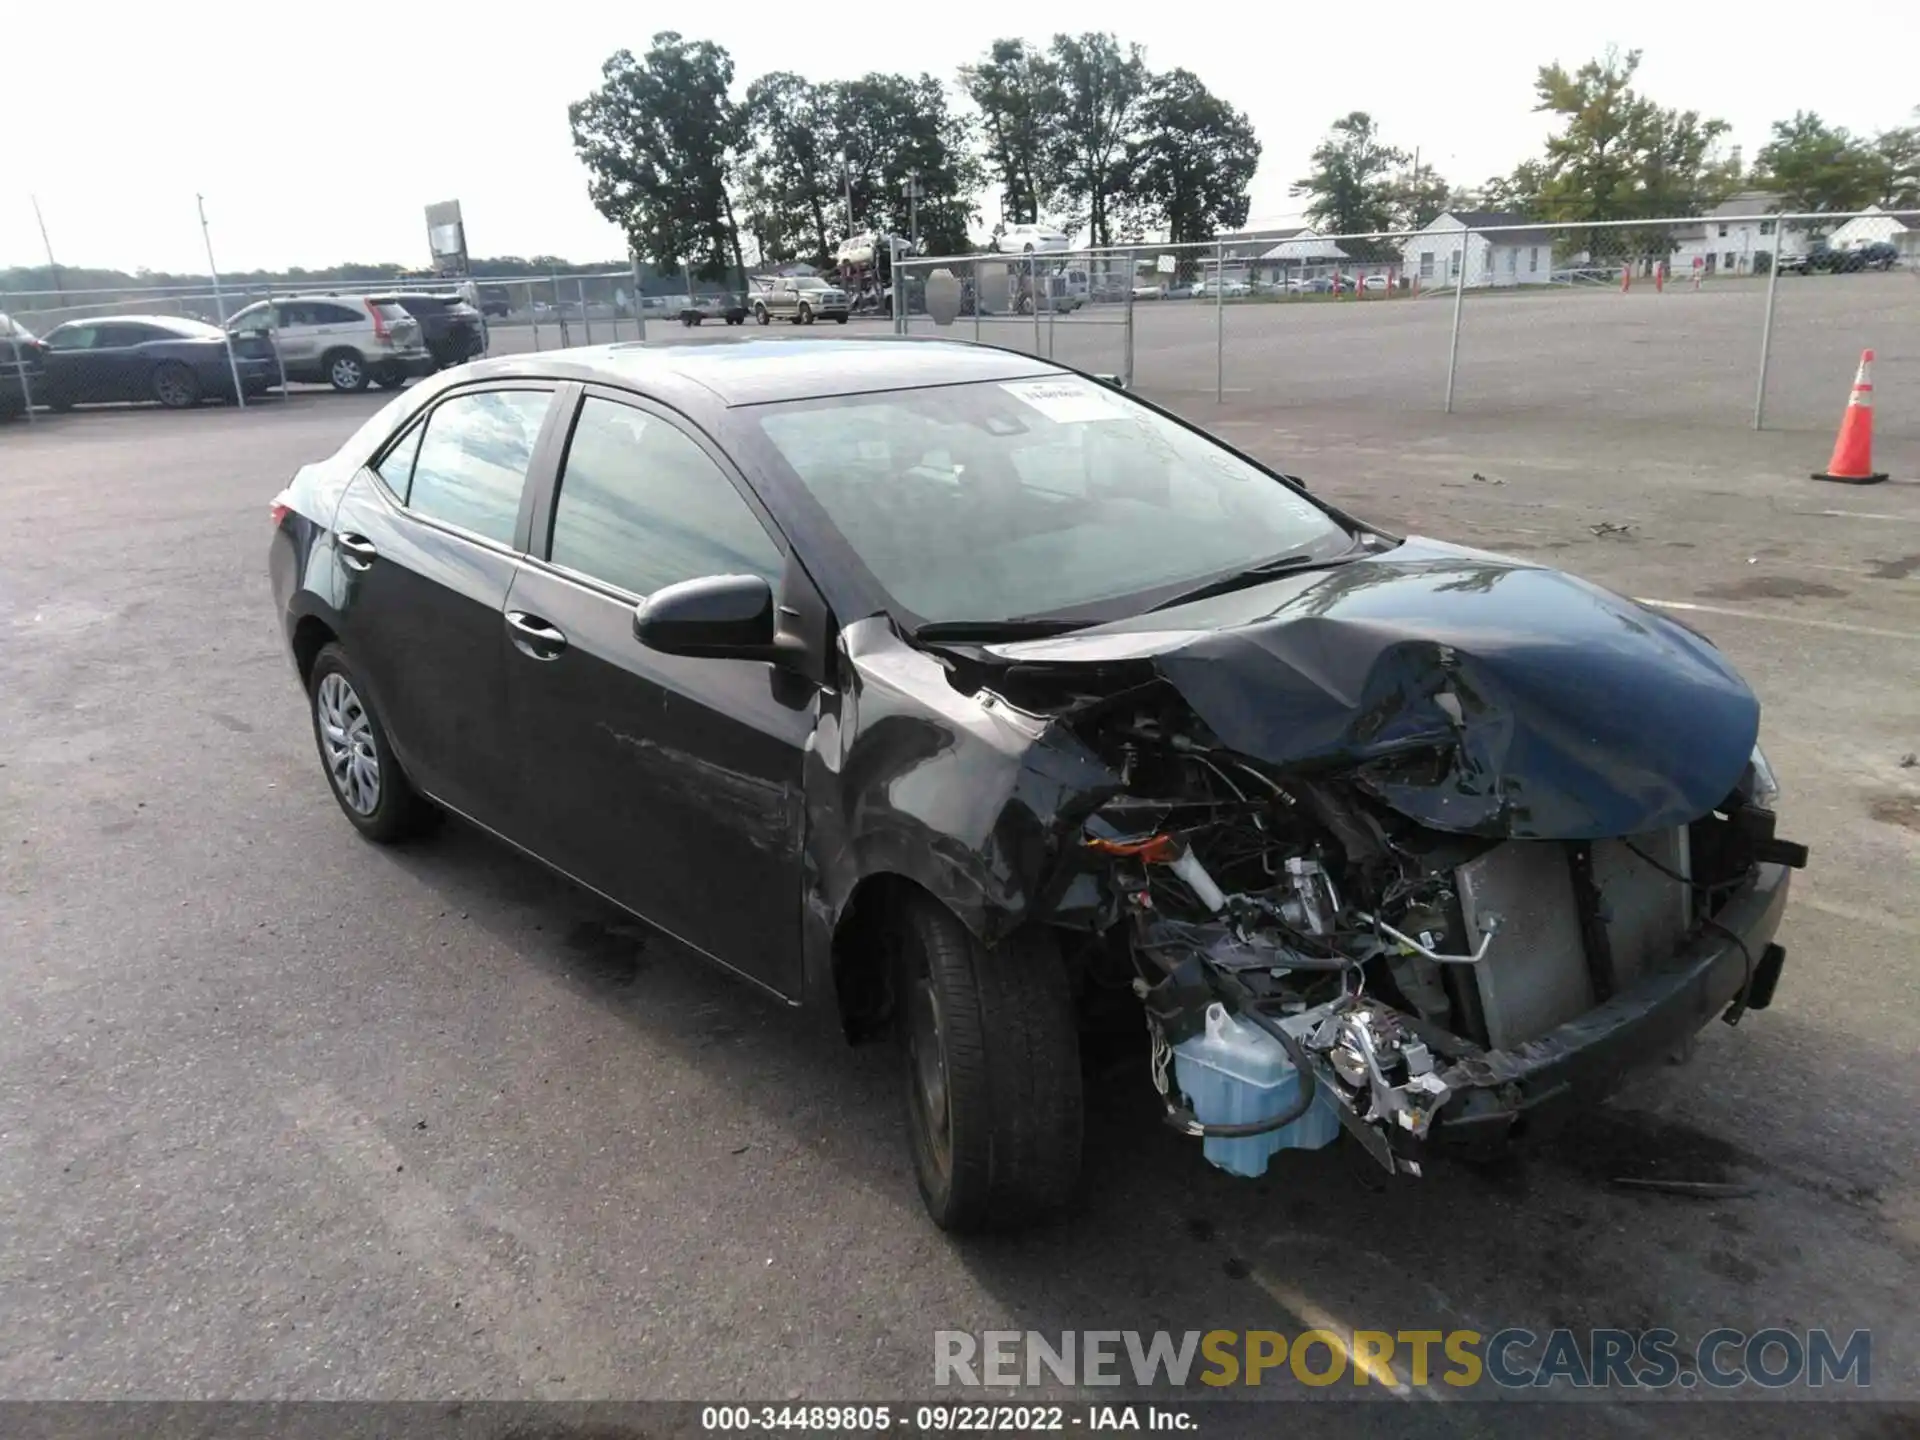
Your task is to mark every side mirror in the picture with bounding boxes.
[632,573,791,662]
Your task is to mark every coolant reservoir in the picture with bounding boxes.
[1172,1003,1342,1177]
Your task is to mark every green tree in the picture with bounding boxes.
[1753,111,1883,213]
[1871,110,1919,209]
[1527,49,1737,223]
[1048,32,1150,247]
[569,34,745,283]
[829,74,980,255]
[1290,112,1406,237]
[1390,163,1457,229]
[960,40,1065,227]
[741,72,840,266]
[1129,69,1259,242]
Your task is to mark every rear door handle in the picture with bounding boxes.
[337,532,378,569]
[506,610,568,660]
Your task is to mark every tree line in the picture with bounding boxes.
[568,31,1260,280]
[1293,50,1918,240]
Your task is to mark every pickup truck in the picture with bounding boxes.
[750,276,851,325]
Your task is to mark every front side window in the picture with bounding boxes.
[747,377,1348,626]
[46,326,99,350]
[547,397,782,596]
[403,389,552,546]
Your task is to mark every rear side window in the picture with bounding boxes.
[315,303,368,325]
[404,389,552,546]
[547,396,781,596]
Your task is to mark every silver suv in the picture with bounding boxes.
[227,295,434,392]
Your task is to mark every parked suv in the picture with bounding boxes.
[370,293,488,370]
[227,295,433,392]
[750,276,851,325]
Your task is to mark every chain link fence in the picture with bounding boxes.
[897,210,1919,438]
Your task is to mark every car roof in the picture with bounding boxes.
[452,334,1064,408]
[48,314,220,335]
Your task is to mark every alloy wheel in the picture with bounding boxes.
[315,672,381,815]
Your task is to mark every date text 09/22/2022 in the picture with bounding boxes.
[701,1406,1191,1431]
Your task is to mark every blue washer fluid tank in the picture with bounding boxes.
[1172,1002,1344,1177]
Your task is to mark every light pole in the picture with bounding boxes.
[905,172,922,251]
[842,151,855,239]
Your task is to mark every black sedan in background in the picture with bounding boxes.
[269,337,1800,1233]
[0,313,47,419]
[39,315,278,409]
[370,293,487,370]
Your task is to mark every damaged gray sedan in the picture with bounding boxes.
[271,337,1806,1234]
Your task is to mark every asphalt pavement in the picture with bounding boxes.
[1,359,1916,1432]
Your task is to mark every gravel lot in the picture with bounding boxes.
[2,341,1917,1431]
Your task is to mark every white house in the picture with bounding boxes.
[1669,191,1810,275]
[1399,211,1554,289]
[1253,230,1348,283]
[1825,206,1920,259]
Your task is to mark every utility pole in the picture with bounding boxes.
[842,151,855,239]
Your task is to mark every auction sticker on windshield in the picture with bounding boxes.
[1000,379,1127,424]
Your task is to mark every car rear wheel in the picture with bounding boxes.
[324,350,369,392]
[151,361,201,409]
[835,315,849,324]
[374,367,407,391]
[896,896,1082,1233]
[309,644,437,843]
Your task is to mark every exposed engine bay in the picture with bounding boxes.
[1038,688,1808,1180]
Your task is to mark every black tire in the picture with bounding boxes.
[308,643,437,844]
[754,304,771,326]
[374,367,407,391]
[324,349,370,392]
[896,897,1083,1232]
[151,361,201,409]
[835,315,849,324]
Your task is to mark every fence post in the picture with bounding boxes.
[195,194,247,410]
[1123,263,1136,390]
[1215,239,1226,403]
[578,278,592,345]
[528,281,542,351]
[1030,253,1041,356]
[1753,249,1783,430]
[1444,228,1470,413]
[1046,256,1057,359]
[631,255,648,343]
[973,257,982,344]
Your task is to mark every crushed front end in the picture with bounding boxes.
[1049,691,1808,1179]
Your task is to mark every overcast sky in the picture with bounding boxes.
[3,3,1914,275]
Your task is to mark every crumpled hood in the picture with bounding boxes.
[984,537,1759,840]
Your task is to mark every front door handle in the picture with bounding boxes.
[506,610,568,660]
[337,532,378,569]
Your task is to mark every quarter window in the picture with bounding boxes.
[547,396,782,596]
[403,389,552,546]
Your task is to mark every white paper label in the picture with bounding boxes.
[1000,379,1126,424]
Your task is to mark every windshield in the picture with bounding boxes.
[746,377,1350,626]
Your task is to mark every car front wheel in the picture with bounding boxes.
[308,644,436,843]
[754,305,770,326]
[896,896,1083,1233]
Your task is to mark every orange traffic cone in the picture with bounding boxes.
[1812,350,1889,485]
